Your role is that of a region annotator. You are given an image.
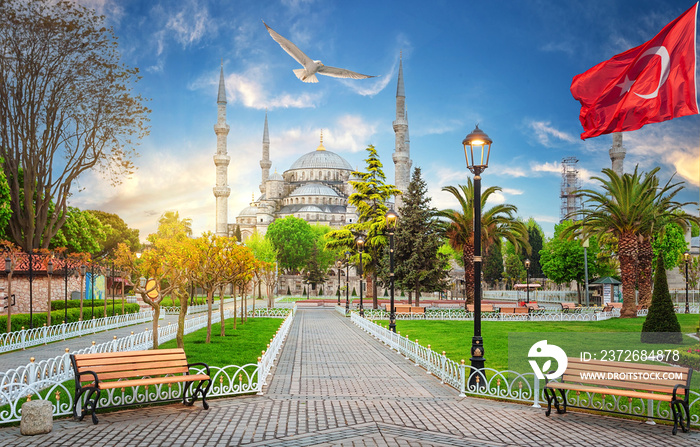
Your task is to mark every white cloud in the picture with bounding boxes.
[73,0,125,22]
[165,0,211,48]
[531,161,561,174]
[489,164,528,178]
[502,188,524,195]
[528,120,577,146]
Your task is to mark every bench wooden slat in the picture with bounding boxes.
[74,349,185,361]
[79,367,191,382]
[546,382,676,402]
[567,358,689,374]
[557,374,687,394]
[78,359,189,374]
[76,353,188,368]
[94,374,211,390]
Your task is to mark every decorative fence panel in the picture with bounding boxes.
[0,304,295,425]
[350,312,700,427]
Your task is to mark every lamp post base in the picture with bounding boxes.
[469,335,486,389]
[389,314,396,333]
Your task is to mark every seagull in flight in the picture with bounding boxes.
[263,21,375,84]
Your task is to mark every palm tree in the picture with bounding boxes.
[566,167,658,318]
[636,173,699,308]
[439,180,529,305]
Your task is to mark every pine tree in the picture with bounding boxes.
[483,243,503,286]
[641,255,682,343]
[393,168,448,306]
[235,225,242,242]
[325,145,400,309]
[526,220,544,278]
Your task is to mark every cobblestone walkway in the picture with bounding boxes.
[0,309,698,446]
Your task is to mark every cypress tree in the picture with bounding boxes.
[641,255,682,343]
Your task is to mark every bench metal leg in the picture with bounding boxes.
[671,400,690,435]
[544,388,566,416]
[83,388,100,425]
[183,379,211,410]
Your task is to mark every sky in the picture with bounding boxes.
[67,0,700,240]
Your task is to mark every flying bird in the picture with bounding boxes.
[263,21,375,83]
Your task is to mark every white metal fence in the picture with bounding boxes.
[0,311,156,354]
[350,312,700,427]
[0,305,295,425]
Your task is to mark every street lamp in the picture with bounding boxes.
[63,258,70,324]
[47,259,54,326]
[356,235,365,317]
[524,259,531,305]
[463,124,492,388]
[91,263,96,318]
[386,210,398,332]
[79,264,87,320]
[345,251,350,314]
[684,251,690,314]
[336,260,343,306]
[28,250,34,329]
[5,257,13,333]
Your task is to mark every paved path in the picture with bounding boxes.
[1,309,698,446]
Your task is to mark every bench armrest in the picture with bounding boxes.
[76,370,100,388]
[187,362,210,376]
[672,383,689,402]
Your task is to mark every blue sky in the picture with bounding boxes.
[68,0,700,240]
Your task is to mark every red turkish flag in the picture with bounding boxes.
[571,3,699,140]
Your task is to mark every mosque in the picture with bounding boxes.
[213,58,413,241]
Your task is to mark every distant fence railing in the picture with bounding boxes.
[0,311,155,354]
[350,312,700,427]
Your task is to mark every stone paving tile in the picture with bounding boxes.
[0,308,698,446]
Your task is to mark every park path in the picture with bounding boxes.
[0,308,698,446]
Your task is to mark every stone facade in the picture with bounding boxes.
[1,275,83,316]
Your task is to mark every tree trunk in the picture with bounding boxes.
[408,291,413,306]
[576,282,581,304]
[205,289,214,343]
[152,304,160,349]
[219,286,225,337]
[637,236,653,308]
[618,231,638,318]
[176,290,188,349]
[232,285,237,330]
[415,280,421,307]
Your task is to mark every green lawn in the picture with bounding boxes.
[159,317,283,367]
[376,314,700,376]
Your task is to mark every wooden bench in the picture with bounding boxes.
[466,304,494,312]
[525,302,540,310]
[544,357,692,435]
[560,302,578,312]
[393,304,412,313]
[70,348,211,424]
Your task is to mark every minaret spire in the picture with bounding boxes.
[609,132,625,176]
[214,63,231,236]
[392,53,412,210]
[260,110,271,194]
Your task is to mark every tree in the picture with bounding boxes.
[641,255,682,344]
[0,159,11,239]
[568,167,697,316]
[652,223,688,271]
[525,219,544,278]
[483,243,503,286]
[392,168,448,306]
[266,216,315,273]
[87,210,140,257]
[503,252,525,289]
[49,207,106,255]
[158,211,193,239]
[0,0,150,252]
[540,221,598,302]
[245,232,278,306]
[439,181,529,305]
[325,145,400,308]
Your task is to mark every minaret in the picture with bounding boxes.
[260,111,271,194]
[609,132,625,176]
[392,54,412,210]
[213,63,231,236]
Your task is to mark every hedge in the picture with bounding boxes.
[0,303,141,332]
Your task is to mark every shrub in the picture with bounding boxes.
[0,303,141,332]
[641,255,682,344]
[286,286,291,295]
[351,287,357,296]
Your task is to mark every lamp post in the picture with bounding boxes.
[47,259,54,326]
[685,251,690,314]
[111,263,115,316]
[386,210,398,332]
[5,257,12,333]
[463,124,492,388]
[63,258,70,324]
[28,250,34,329]
[524,259,530,304]
[79,264,87,320]
[356,235,365,317]
[345,251,350,314]
[91,263,96,318]
[336,260,342,306]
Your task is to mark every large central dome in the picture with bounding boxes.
[288,150,353,171]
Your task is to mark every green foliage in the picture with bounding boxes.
[539,220,598,285]
[266,216,315,272]
[651,223,688,271]
[691,221,699,237]
[286,285,291,296]
[245,232,278,264]
[235,224,242,242]
[502,253,524,287]
[392,168,448,297]
[351,287,357,296]
[87,210,141,257]
[50,207,106,255]
[156,211,192,239]
[0,157,11,239]
[525,219,544,278]
[483,243,503,285]
[641,255,682,344]
[305,244,327,288]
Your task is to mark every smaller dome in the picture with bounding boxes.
[238,205,257,217]
[290,183,340,197]
[298,205,323,213]
[268,172,283,181]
